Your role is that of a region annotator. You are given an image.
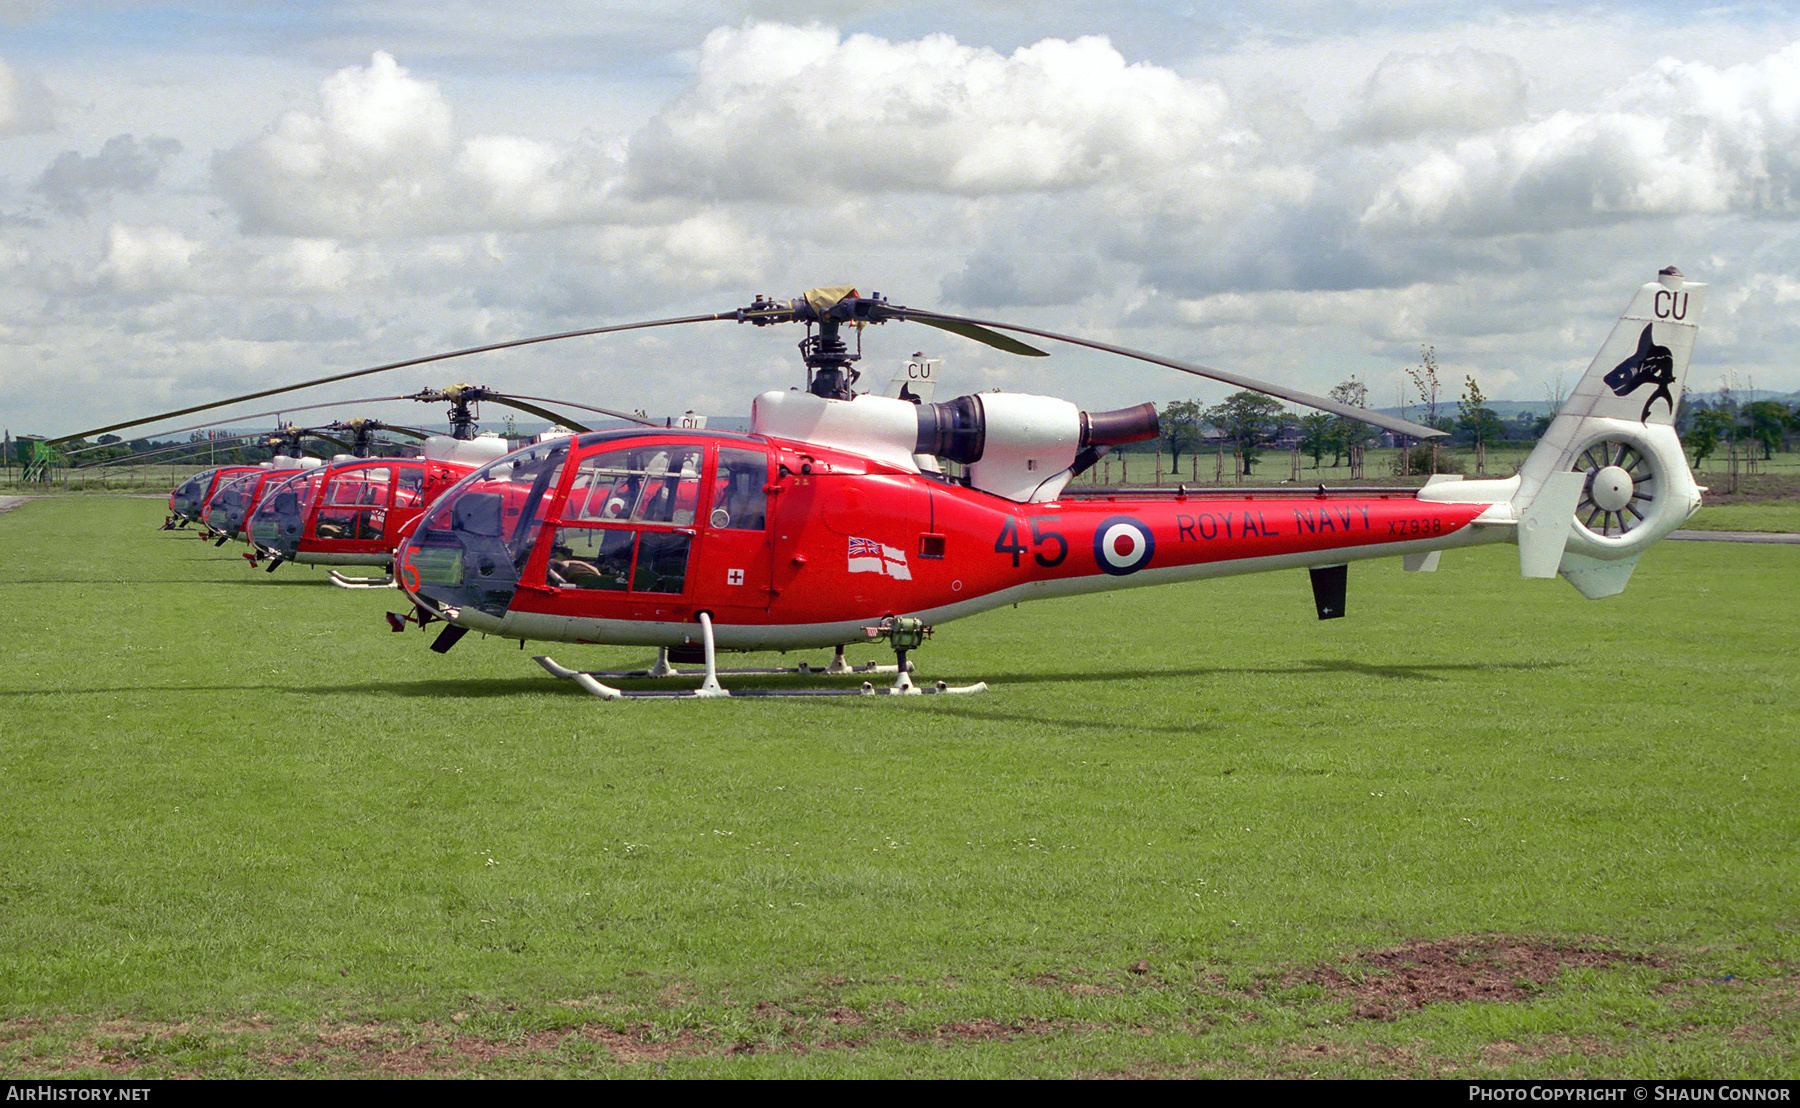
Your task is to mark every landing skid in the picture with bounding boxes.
[534,614,987,700]
[546,643,892,680]
[331,570,396,589]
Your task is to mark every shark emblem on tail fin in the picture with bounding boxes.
[1602,324,1676,424]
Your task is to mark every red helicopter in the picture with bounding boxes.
[64,382,676,579]
[49,401,427,533]
[200,454,323,544]
[123,415,423,534]
[240,388,659,579]
[371,270,1702,699]
[169,463,265,531]
[68,387,610,570]
[55,270,1703,699]
[196,420,415,544]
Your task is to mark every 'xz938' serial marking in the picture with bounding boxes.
[1387,517,1445,537]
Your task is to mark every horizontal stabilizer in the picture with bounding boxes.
[1402,551,1440,573]
[1518,470,1583,578]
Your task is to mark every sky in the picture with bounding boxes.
[5,1,1800,440]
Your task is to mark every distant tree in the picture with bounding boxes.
[1203,392,1288,475]
[1457,375,1505,472]
[1689,408,1730,467]
[1742,400,1789,460]
[1402,345,1444,476]
[1296,412,1334,470]
[1328,377,1377,471]
[1407,344,1442,427]
[1159,399,1205,475]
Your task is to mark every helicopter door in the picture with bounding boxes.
[379,464,428,545]
[542,444,703,600]
[691,445,772,613]
[315,465,392,543]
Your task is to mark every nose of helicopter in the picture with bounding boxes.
[247,479,307,556]
[396,436,573,622]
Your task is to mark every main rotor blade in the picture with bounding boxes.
[75,429,309,469]
[908,317,1048,357]
[371,424,434,441]
[81,424,433,468]
[498,394,658,428]
[479,395,592,434]
[49,312,737,446]
[61,394,417,456]
[894,308,1447,439]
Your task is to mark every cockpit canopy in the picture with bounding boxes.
[246,458,435,558]
[402,431,768,619]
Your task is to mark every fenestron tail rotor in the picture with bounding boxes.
[1572,438,1661,538]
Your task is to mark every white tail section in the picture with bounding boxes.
[879,356,939,405]
[1516,267,1706,597]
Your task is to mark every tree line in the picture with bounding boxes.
[1681,395,1800,465]
[1150,362,1800,477]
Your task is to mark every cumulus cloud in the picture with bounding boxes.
[207,27,1262,310]
[0,57,53,134]
[249,239,364,292]
[33,135,184,216]
[1362,41,1800,234]
[92,224,201,294]
[1342,48,1528,142]
[215,51,622,237]
[943,247,1106,308]
[625,23,1236,201]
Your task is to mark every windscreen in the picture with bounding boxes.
[403,441,570,616]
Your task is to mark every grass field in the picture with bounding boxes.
[0,496,1795,1078]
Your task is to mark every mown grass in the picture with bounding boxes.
[1686,501,1800,532]
[0,497,1794,1078]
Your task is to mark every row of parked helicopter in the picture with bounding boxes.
[66,274,1707,699]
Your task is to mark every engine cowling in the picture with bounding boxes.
[916,394,1159,501]
[752,389,1159,502]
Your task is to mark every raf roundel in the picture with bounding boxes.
[1093,516,1156,576]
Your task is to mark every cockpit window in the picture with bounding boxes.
[712,447,768,530]
[317,466,391,541]
[546,527,634,591]
[207,471,263,528]
[249,468,323,551]
[396,466,425,507]
[539,442,708,596]
[174,471,210,508]
[565,447,704,525]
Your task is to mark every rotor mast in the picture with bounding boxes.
[742,288,882,400]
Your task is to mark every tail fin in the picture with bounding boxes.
[878,355,940,405]
[1513,266,1706,597]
